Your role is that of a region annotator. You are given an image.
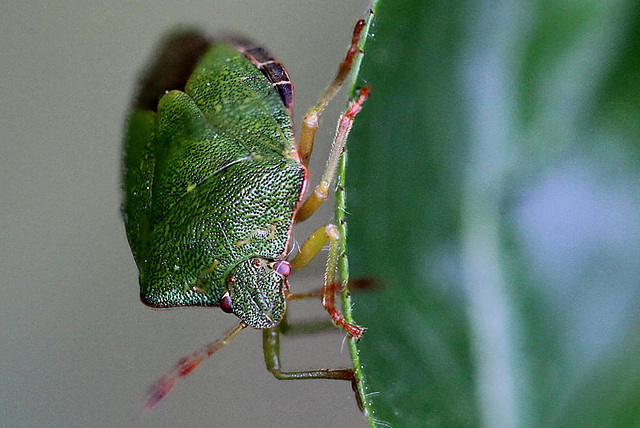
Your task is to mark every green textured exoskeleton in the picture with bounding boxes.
[123,22,369,408]
[123,31,304,328]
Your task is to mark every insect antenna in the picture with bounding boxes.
[144,321,247,409]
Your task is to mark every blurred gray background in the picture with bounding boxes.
[1,1,371,426]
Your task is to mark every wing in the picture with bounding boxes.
[122,31,211,266]
[150,39,298,225]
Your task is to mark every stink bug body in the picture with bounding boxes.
[122,20,368,408]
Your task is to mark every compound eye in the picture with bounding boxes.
[272,260,291,277]
[219,294,233,313]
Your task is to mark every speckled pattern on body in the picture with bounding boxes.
[122,34,305,329]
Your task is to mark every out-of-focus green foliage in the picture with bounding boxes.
[344,0,640,426]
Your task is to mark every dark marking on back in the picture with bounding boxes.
[224,37,294,116]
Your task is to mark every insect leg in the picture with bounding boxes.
[262,327,355,381]
[143,322,247,410]
[289,224,338,271]
[295,86,369,223]
[263,326,365,411]
[289,224,364,339]
[297,19,366,167]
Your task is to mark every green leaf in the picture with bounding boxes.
[341,0,640,426]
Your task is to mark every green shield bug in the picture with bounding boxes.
[122,19,369,408]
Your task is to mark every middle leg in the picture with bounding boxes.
[289,224,364,339]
